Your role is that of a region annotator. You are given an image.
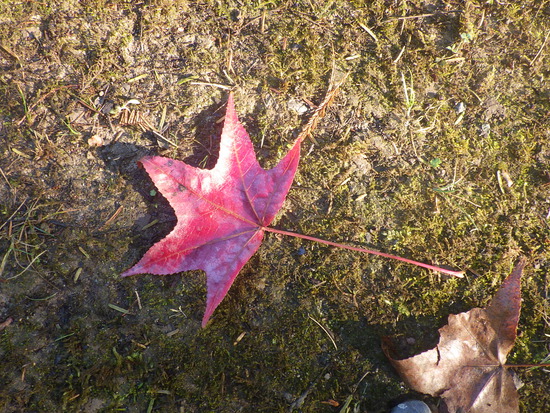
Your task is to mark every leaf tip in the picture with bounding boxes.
[201,308,214,328]
[512,256,527,276]
[120,265,140,278]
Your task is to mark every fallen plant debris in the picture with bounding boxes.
[123,92,463,326]
[383,257,532,413]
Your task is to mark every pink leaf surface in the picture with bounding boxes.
[122,93,301,326]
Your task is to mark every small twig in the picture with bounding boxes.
[26,292,57,301]
[137,115,179,148]
[0,317,13,331]
[0,240,13,278]
[158,105,167,130]
[67,91,103,115]
[97,205,124,231]
[73,267,82,283]
[393,45,406,63]
[260,9,266,33]
[0,167,13,190]
[357,21,378,42]
[288,367,329,412]
[383,13,436,23]
[0,44,21,64]
[505,363,550,368]
[108,303,131,315]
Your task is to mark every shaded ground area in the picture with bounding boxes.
[0,1,549,411]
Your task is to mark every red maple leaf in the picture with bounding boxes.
[123,91,464,327]
[122,93,301,326]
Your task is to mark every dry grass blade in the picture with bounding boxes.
[0,240,13,278]
[0,197,27,232]
[5,250,46,280]
[16,85,78,126]
[308,315,338,350]
[189,81,233,90]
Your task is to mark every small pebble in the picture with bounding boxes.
[287,98,308,115]
[88,134,104,147]
[454,101,466,114]
[390,400,431,413]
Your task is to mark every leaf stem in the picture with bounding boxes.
[264,227,465,278]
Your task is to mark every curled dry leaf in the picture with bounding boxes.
[383,257,526,413]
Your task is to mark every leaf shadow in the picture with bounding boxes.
[178,94,271,170]
[96,142,177,276]
[94,96,234,289]
[336,308,478,411]
[333,317,441,411]
[179,99,226,170]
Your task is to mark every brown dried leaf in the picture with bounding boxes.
[383,258,526,413]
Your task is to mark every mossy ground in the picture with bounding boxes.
[0,1,549,412]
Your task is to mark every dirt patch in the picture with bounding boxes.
[1,1,549,412]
